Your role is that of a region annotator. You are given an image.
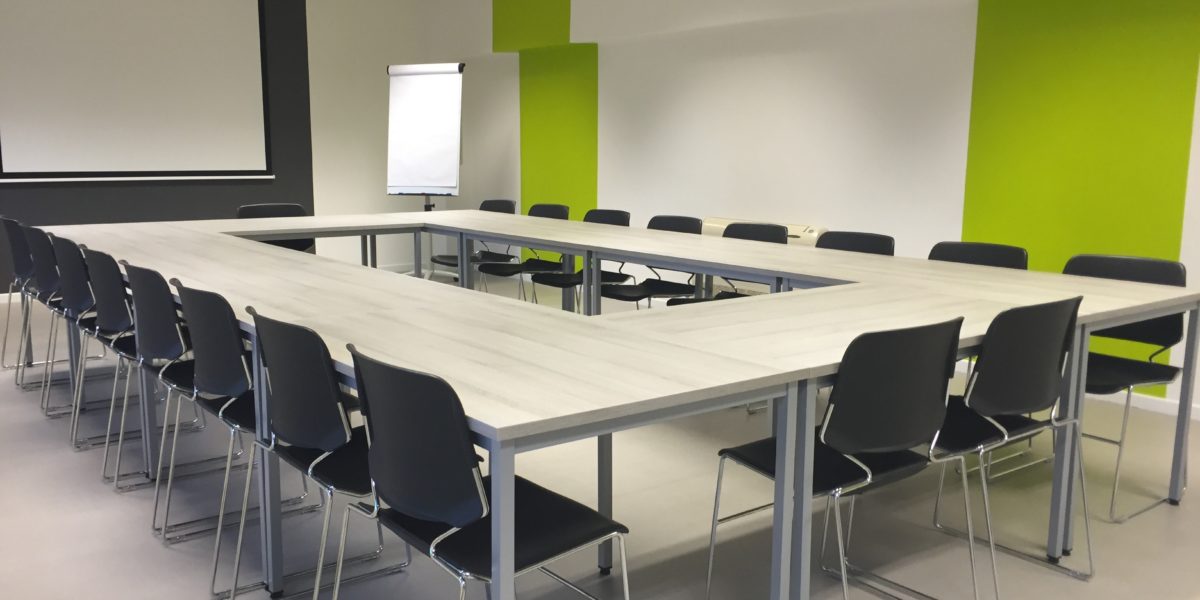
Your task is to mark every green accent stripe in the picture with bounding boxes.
[962,0,1200,396]
[519,43,598,261]
[493,0,571,52]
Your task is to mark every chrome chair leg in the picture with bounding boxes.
[1,281,14,369]
[100,358,126,477]
[616,534,632,600]
[39,313,59,413]
[311,487,336,600]
[155,389,187,540]
[14,294,30,386]
[110,364,137,489]
[704,456,726,599]
[831,492,851,600]
[531,281,540,304]
[68,331,90,444]
[151,388,178,532]
[228,443,258,600]
[210,428,240,596]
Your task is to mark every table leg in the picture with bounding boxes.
[490,442,517,600]
[598,433,613,573]
[704,274,714,298]
[772,380,815,600]
[66,320,81,392]
[1169,306,1198,502]
[368,235,378,268]
[412,232,424,278]
[1047,324,1087,559]
[252,334,284,594]
[561,254,575,312]
[583,252,601,316]
[360,236,369,267]
[457,234,474,290]
[693,273,705,299]
[138,364,158,478]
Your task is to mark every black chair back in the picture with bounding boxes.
[480,199,516,214]
[968,297,1081,417]
[929,241,1028,270]
[174,281,250,398]
[82,248,133,335]
[528,204,569,220]
[248,308,350,452]
[817,231,895,256]
[51,236,94,319]
[1064,255,1186,350]
[724,223,788,244]
[123,263,187,362]
[647,215,703,235]
[237,203,314,253]
[23,226,61,300]
[584,209,631,227]
[822,318,962,454]
[1,218,34,284]
[348,345,487,528]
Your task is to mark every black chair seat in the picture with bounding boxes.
[157,360,196,393]
[642,278,695,297]
[719,433,928,496]
[531,270,632,288]
[196,390,257,431]
[601,284,651,302]
[1085,352,1181,395]
[935,396,1047,454]
[666,291,747,307]
[431,251,517,268]
[478,258,562,277]
[275,426,372,496]
[374,475,628,578]
[104,333,139,360]
[79,315,131,341]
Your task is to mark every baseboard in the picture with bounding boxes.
[1095,390,1200,420]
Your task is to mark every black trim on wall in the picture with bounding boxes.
[0,0,313,285]
[0,0,277,180]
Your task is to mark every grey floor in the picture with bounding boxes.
[1,276,1199,599]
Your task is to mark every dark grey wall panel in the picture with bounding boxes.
[0,0,313,284]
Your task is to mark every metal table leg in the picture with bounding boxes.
[490,441,517,600]
[598,433,613,573]
[252,334,284,594]
[368,235,378,268]
[771,380,816,600]
[1169,306,1198,502]
[582,251,600,316]
[457,234,474,290]
[412,232,424,278]
[1047,324,1087,559]
[561,254,576,312]
[139,364,158,478]
[360,237,369,267]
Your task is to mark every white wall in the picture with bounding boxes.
[305,0,519,269]
[594,0,978,258]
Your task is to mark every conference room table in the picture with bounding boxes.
[47,210,1200,600]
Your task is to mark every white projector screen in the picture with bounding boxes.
[386,63,464,196]
[0,0,269,180]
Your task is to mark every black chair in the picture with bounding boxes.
[601,215,704,308]
[50,235,111,449]
[23,225,67,414]
[932,297,1091,590]
[237,203,315,253]
[477,203,570,300]
[706,318,963,600]
[929,241,1028,270]
[530,209,633,310]
[83,248,143,487]
[1064,254,1187,523]
[815,231,895,256]
[667,222,788,307]
[229,309,404,600]
[332,345,631,600]
[122,262,210,541]
[0,217,36,373]
[430,199,518,277]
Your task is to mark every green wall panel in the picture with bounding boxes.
[962,0,1200,395]
[493,0,571,53]
[519,43,599,261]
